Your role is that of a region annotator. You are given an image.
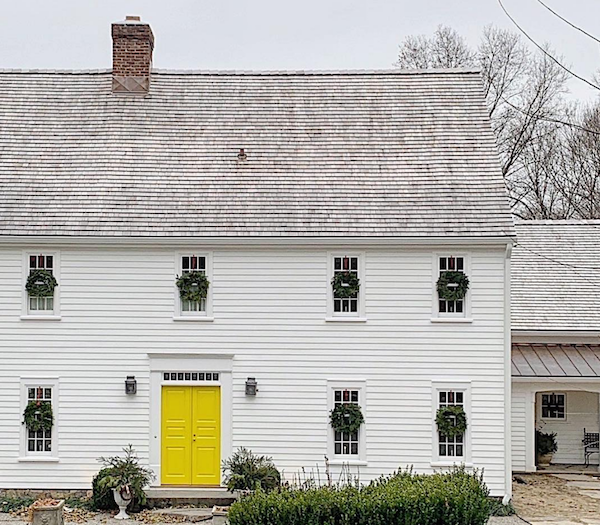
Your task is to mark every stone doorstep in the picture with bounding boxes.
[579,490,600,500]
[152,508,213,523]
[566,481,600,490]
[145,487,236,509]
[552,474,600,481]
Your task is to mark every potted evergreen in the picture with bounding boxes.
[96,445,155,519]
[536,430,558,466]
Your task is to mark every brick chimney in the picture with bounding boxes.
[111,16,154,94]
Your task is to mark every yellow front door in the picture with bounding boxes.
[161,386,221,486]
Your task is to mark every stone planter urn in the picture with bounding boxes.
[113,487,133,520]
[32,500,64,525]
[537,452,554,467]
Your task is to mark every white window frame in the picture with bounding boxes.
[21,251,61,320]
[431,253,471,321]
[327,379,367,465]
[19,378,59,462]
[431,381,472,466]
[326,252,366,321]
[174,252,213,321]
[540,392,567,421]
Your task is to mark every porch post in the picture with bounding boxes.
[597,393,600,473]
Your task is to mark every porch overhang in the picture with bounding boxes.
[512,343,600,378]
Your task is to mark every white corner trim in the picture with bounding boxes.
[20,315,62,321]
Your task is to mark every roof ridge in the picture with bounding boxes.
[0,67,482,76]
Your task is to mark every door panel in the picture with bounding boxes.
[191,386,221,485]
[161,386,192,485]
[161,385,221,486]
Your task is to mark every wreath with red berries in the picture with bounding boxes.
[23,400,54,433]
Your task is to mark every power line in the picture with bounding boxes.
[534,0,600,45]
[496,0,600,92]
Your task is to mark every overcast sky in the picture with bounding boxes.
[1,0,599,101]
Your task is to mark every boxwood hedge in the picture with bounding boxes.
[228,467,491,525]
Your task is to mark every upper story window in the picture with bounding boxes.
[328,254,364,319]
[181,255,207,313]
[24,253,60,318]
[175,253,212,319]
[541,393,566,420]
[436,255,468,317]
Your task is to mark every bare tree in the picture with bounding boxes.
[395,25,577,219]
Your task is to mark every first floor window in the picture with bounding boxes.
[541,393,565,419]
[26,385,53,453]
[438,255,465,315]
[333,388,360,456]
[333,255,359,315]
[438,390,465,458]
[28,254,54,312]
[181,255,207,314]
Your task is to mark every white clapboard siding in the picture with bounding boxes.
[0,245,507,495]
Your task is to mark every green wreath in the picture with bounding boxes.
[436,271,469,301]
[436,406,467,439]
[331,271,360,298]
[176,272,210,302]
[23,400,54,433]
[329,403,364,435]
[25,269,58,298]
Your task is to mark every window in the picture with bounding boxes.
[437,255,467,317]
[327,253,365,319]
[20,379,58,460]
[163,372,220,382]
[437,390,465,458]
[175,253,212,319]
[333,389,360,455]
[541,393,566,420]
[27,254,55,314]
[327,380,366,463]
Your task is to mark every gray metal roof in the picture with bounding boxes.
[0,69,514,238]
[512,343,600,377]
[512,220,600,331]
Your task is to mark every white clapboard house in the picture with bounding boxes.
[0,17,515,499]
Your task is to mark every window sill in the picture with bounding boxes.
[18,456,59,463]
[325,317,367,323]
[20,315,62,321]
[173,316,214,322]
[430,318,473,324]
[430,461,472,468]
[328,459,368,466]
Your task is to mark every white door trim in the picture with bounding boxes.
[147,353,234,487]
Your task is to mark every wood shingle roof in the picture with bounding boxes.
[0,69,514,238]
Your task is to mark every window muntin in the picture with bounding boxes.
[180,255,207,314]
[28,254,54,313]
[438,390,465,458]
[438,256,465,315]
[333,256,359,315]
[333,389,360,456]
[541,393,566,420]
[26,386,53,454]
[163,372,219,382]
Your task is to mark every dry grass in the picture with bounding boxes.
[513,474,600,522]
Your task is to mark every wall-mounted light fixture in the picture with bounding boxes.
[125,376,137,395]
[245,377,258,396]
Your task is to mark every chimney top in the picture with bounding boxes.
[111,16,154,95]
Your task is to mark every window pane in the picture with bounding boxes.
[30,255,37,269]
